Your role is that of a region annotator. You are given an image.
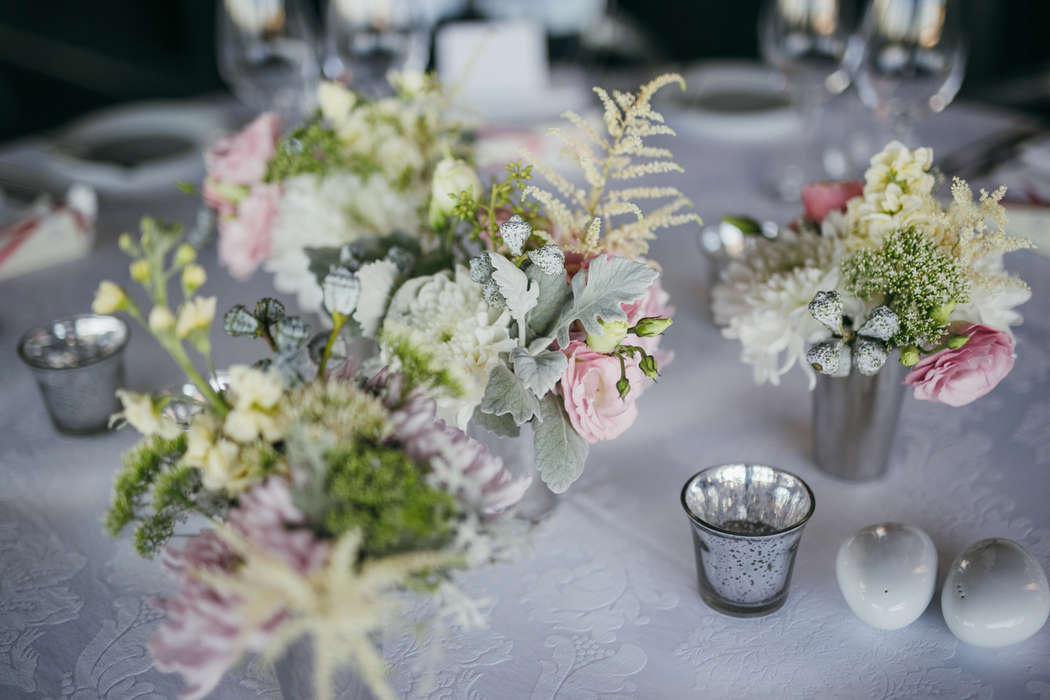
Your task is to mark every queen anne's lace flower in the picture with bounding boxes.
[380,266,514,428]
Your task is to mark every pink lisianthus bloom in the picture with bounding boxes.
[205,112,281,186]
[560,339,647,443]
[218,183,280,280]
[801,180,863,223]
[903,323,1016,407]
[149,478,329,700]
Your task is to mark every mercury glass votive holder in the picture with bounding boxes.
[17,314,129,434]
[681,464,815,617]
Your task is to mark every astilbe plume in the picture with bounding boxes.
[945,178,1034,292]
[522,73,701,259]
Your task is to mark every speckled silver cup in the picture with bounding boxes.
[17,314,129,434]
[681,464,815,617]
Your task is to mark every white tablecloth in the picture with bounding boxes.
[1,101,1048,699]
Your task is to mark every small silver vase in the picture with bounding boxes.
[467,421,559,521]
[812,359,907,481]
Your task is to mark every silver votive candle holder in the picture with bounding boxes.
[17,314,129,434]
[681,464,815,617]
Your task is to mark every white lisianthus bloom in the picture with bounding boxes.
[116,389,180,439]
[148,306,176,333]
[353,259,400,337]
[318,81,355,125]
[176,297,217,338]
[92,281,126,314]
[377,136,425,182]
[380,266,514,428]
[951,254,1032,335]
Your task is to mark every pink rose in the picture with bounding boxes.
[205,112,281,186]
[218,184,280,280]
[903,324,1015,407]
[560,340,646,443]
[801,180,863,223]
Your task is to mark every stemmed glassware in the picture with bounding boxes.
[322,0,435,97]
[217,0,321,117]
[759,0,855,200]
[846,0,967,146]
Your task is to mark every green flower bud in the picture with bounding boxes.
[174,243,197,266]
[930,302,956,325]
[429,158,481,231]
[118,233,137,255]
[129,259,151,283]
[616,376,630,399]
[639,354,659,379]
[633,317,673,337]
[586,320,629,354]
[946,333,970,350]
[900,345,921,367]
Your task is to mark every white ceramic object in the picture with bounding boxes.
[942,538,1050,647]
[835,522,937,630]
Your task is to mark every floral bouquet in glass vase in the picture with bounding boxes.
[202,71,470,311]
[295,74,700,509]
[713,141,1033,480]
[93,220,529,700]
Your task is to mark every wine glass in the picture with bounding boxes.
[847,0,967,146]
[322,0,435,97]
[217,0,321,117]
[759,0,855,200]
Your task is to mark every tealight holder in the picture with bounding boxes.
[17,314,129,434]
[681,463,815,617]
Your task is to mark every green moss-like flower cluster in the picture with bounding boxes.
[322,442,458,558]
[842,227,968,347]
[264,119,380,183]
[381,333,464,399]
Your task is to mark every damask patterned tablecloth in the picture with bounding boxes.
[1,103,1048,699]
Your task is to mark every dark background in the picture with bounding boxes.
[1,1,1048,142]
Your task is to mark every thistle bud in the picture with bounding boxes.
[633,317,673,337]
[946,333,970,350]
[586,320,628,354]
[322,266,361,316]
[857,306,899,342]
[428,158,481,231]
[498,214,531,256]
[900,345,921,367]
[527,244,565,275]
[807,339,850,377]
[129,259,151,283]
[808,291,843,334]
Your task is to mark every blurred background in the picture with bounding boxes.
[2,0,1049,142]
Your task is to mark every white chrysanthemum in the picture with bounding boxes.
[712,228,852,388]
[265,172,425,310]
[353,259,400,337]
[380,266,514,428]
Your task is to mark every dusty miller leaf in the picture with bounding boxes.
[470,405,521,438]
[512,347,567,398]
[479,364,540,425]
[524,264,572,342]
[534,394,589,493]
[551,256,658,346]
[487,252,538,320]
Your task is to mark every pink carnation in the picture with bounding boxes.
[218,183,280,280]
[205,112,281,186]
[903,323,1015,407]
[149,478,328,700]
[560,340,646,443]
[801,180,863,223]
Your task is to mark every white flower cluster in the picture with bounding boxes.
[713,141,1032,387]
[379,266,514,429]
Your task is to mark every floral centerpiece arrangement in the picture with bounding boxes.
[203,71,469,310]
[713,141,1032,407]
[93,220,529,700]
[287,73,701,493]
